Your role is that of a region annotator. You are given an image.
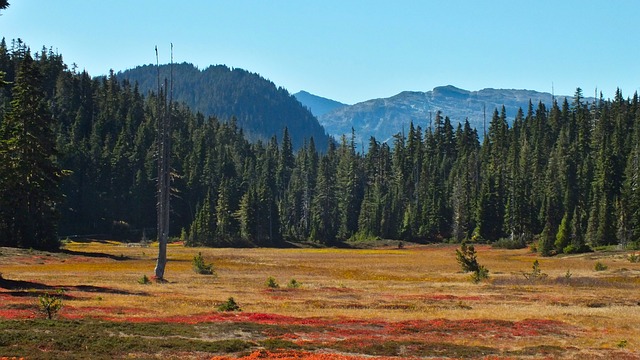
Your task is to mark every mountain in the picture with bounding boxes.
[116,63,330,150]
[293,91,348,117]
[318,85,583,145]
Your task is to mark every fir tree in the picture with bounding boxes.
[0,52,64,250]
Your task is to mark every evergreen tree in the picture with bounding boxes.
[620,107,640,246]
[586,103,618,246]
[188,191,215,246]
[215,178,237,245]
[336,130,362,240]
[0,52,64,250]
[311,143,339,244]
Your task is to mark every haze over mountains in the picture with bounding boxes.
[117,63,330,150]
[296,86,585,145]
[292,91,348,117]
[118,62,588,150]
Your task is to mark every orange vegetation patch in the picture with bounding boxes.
[0,308,36,320]
[52,309,575,343]
[60,305,152,320]
[397,293,484,302]
[211,350,408,360]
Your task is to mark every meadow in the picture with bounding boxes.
[1,240,639,359]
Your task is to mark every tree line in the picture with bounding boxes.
[1,39,639,254]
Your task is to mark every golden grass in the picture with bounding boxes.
[1,241,640,354]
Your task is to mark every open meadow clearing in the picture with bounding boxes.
[1,241,640,359]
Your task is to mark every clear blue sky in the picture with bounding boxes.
[2,0,639,104]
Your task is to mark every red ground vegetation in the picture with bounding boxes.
[210,350,408,360]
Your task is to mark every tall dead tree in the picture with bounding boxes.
[154,44,173,280]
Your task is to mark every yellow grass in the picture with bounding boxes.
[1,241,640,353]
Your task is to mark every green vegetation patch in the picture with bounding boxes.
[0,319,267,359]
[331,340,499,358]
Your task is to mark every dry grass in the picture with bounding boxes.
[1,241,640,358]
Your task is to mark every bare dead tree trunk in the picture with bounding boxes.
[154,44,172,280]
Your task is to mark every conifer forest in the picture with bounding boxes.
[1,39,640,255]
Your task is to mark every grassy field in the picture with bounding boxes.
[1,241,639,359]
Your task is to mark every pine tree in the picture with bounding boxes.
[215,178,236,245]
[620,120,640,246]
[336,131,361,240]
[311,143,339,244]
[0,52,64,250]
[586,103,618,246]
[188,191,215,246]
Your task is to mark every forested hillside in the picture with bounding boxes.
[117,63,330,151]
[1,39,639,254]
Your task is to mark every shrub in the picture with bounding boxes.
[266,276,279,289]
[492,237,526,249]
[456,242,489,283]
[627,253,640,263]
[193,252,214,275]
[39,290,64,319]
[217,297,241,312]
[523,260,548,282]
[594,262,608,271]
[287,279,301,289]
[138,274,151,284]
[563,243,592,254]
[470,266,489,283]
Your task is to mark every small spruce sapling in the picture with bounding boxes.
[193,252,214,275]
[287,279,301,289]
[456,242,489,283]
[523,259,548,282]
[218,297,241,312]
[266,276,279,288]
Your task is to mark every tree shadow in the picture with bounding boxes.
[59,249,132,261]
[0,277,53,291]
[0,277,148,296]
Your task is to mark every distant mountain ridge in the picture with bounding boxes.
[116,63,330,150]
[293,91,348,117]
[301,85,587,145]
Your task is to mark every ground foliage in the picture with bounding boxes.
[1,243,640,358]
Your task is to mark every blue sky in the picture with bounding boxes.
[2,0,639,104]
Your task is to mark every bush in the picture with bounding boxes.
[193,252,215,275]
[456,242,489,283]
[470,266,489,283]
[627,253,640,263]
[266,276,279,289]
[492,237,526,249]
[594,261,608,271]
[138,274,151,284]
[287,279,301,289]
[39,290,64,319]
[218,297,241,312]
[563,244,592,254]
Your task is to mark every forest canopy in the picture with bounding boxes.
[1,39,639,254]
